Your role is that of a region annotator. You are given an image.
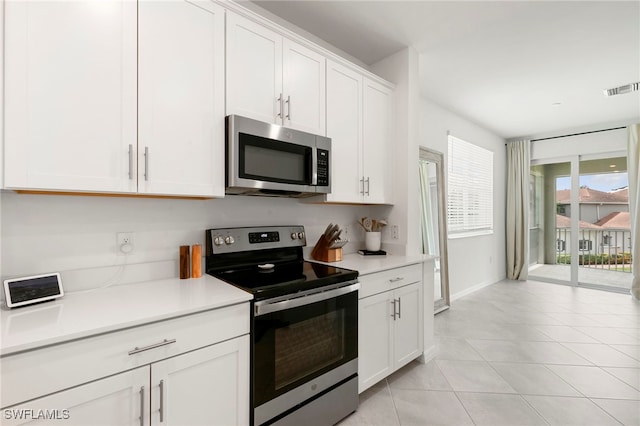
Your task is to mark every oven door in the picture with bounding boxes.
[253,282,358,425]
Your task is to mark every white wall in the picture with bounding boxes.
[420,98,507,298]
[0,192,375,292]
[371,47,421,256]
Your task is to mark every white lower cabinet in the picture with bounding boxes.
[151,336,249,426]
[358,265,423,393]
[2,367,148,426]
[1,306,250,425]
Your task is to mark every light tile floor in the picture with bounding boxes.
[339,279,640,426]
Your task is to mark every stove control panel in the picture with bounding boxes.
[207,226,306,254]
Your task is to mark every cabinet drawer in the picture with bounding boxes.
[359,264,422,299]
[1,303,249,408]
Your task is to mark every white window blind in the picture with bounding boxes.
[447,135,493,236]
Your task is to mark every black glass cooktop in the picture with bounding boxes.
[211,260,358,301]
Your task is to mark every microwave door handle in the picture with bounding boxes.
[311,147,318,185]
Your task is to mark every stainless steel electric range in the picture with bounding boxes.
[206,225,359,426]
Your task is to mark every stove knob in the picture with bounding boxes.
[213,236,224,246]
[298,232,305,240]
[224,236,235,245]
[291,232,298,240]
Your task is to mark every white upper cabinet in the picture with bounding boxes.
[281,39,326,134]
[325,60,393,204]
[138,0,225,197]
[226,13,282,126]
[4,0,225,197]
[363,79,393,204]
[325,60,363,203]
[4,0,138,193]
[226,12,326,135]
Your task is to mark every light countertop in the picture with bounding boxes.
[0,276,252,356]
[311,253,437,276]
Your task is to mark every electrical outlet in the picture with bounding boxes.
[116,232,134,255]
[392,225,399,240]
[343,224,351,241]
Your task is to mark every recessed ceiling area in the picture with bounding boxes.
[251,1,640,139]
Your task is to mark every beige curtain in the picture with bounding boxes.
[628,124,640,300]
[506,140,530,280]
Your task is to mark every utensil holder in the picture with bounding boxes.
[365,232,381,251]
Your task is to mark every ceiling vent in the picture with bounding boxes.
[603,82,639,97]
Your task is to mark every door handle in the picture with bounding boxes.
[285,95,291,120]
[159,379,165,422]
[144,147,149,181]
[277,93,283,119]
[397,297,401,319]
[360,177,365,195]
[390,299,397,320]
[139,386,145,426]
[128,144,134,180]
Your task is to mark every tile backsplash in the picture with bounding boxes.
[1,192,390,292]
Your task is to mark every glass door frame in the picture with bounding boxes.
[530,150,628,291]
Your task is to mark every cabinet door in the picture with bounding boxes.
[150,335,250,426]
[226,12,282,125]
[325,60,363,203]
[358,291,393,393]
[2,367,148,426]
[362,79,393,204]
[393,282,423,369]
[138,0,225,197]
[4,0,137,193]
[282,39,326,134]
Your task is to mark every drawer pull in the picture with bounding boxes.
[390,299,397,320]
[389,277,404,283]
[128,338,176,355]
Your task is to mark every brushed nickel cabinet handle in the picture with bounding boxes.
[389,277,404,283]
[139,386,144,426]
[144,147,149,181]
[128,339,176,355]
[286,95,291,120]
[360,177,365,195]
[277,93,283,119]
[159,379,165,422]
[128,144,134,180]
[365,177,371,195]
[390,299,397,320]
[397,297,401,319]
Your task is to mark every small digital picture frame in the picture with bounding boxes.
[3,273,64,308]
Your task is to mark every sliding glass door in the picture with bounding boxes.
[529,153,631,292]
[529,160,573,284]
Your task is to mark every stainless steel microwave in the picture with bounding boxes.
[226,115,331,197]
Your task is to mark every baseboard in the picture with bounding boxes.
[417,344,437,364]
[450,275,506,301]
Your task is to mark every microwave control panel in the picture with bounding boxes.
[317,149,329,186]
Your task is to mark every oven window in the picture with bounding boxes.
[253,290,358,407]
[239,133,311,184]
[275,310,345,389]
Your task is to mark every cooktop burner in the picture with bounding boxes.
[212,260,358,300]
[205,226,358,301]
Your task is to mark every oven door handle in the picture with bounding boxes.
[254,282,359,316]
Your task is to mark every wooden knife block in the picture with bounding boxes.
[310,235,343,262]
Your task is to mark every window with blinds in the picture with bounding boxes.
[447,135,493,237]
